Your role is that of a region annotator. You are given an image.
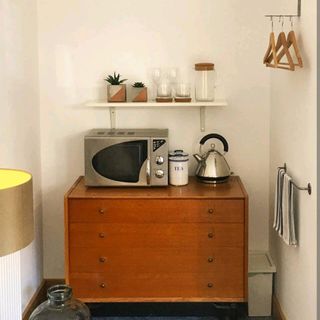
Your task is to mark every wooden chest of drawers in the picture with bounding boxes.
[65,176,248,303]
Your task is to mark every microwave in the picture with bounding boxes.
[85,129,168,187]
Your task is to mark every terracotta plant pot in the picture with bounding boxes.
[130,87,148,102]
[107,84,126,102]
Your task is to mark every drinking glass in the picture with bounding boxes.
[176,83,191,98]
[157,82,172,97]
[151,68,162,100]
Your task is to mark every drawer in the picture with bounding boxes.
[68,199,244,223]
[69,271,244,300]
[69,223,244,248]
[69,247,244,274]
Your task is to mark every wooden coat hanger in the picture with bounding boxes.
[263,31,278,66]
[276,23,303,68]
[265,31,285,64]
[266,31,295,71]
[263,18,277,66]
[265,17,295,71]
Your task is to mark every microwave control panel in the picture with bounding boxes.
[151,138,168,186]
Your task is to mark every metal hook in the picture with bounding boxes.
[290,16,294,29]
[270,16,274,32]
[281,16,285,31]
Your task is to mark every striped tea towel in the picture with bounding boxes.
[273,168,285,234]
[273,169,297,246]
[282,173,297,246]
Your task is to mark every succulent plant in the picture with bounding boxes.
[105,72,127,85]
[132,82,145,88]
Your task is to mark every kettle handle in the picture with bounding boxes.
[199,133,229,152]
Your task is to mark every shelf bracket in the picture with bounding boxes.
[84,101,228,131]
[110,107,116,129]
[200,106,206,132]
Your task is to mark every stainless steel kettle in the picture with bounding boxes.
[193,133,231,183]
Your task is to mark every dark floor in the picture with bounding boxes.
[91,317,272,320]
[88,303,273,320]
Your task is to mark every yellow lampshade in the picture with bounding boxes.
[0,169,34,256]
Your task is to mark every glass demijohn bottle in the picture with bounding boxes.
[29,285,91,320]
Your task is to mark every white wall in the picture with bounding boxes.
[38,0,272,278]
[269,0,317,319]
[0,0,42,312]
[0,1,317,317]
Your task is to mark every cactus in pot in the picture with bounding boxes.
[130,82,148,102]
[105,72,127,102]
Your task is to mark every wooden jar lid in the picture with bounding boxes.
[195,63,214,71]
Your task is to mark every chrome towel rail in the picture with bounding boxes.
[278,163,312,195]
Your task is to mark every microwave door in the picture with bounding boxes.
[89,139,149,186]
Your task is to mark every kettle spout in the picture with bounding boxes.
[193,154,203,163]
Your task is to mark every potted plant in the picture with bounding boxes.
[105,72,127,102]
[130,82,148,102]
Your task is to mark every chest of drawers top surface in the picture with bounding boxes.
[66,176,247,200]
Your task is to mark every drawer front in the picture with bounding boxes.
[69,247,244,274]
[69,223,244,248]
[68,199,244,224]
[69,271,244,300]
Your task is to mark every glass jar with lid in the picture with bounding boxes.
[194,63,216,102]
[29,285,91,320]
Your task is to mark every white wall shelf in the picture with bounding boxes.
[85,100,227,132]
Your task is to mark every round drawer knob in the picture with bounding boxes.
[99,233,105,238]
[208,232,214,238]
[208,208,214,214]
[99,257,106,263]
[100,283,106,288]
[208,257,214,263]
[99,208,105,214]
[207,283,213,288]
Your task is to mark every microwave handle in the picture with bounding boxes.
[146,158,151,185]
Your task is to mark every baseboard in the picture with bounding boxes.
[273,295,287,320]
[22,279,65,320]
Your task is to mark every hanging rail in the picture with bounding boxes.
[265,0,301,18]
[278,163,312,195]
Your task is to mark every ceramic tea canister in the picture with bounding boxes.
[168,150,189,186]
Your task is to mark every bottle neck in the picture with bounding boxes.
[47,285,72,307]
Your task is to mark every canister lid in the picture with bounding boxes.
[169,150,189,161]
[195,63,215,71]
